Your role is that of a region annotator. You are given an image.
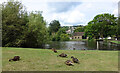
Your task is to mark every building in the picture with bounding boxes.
[65,26,79,34]
[118,1,120,16]
[72,32,87,39]
[118,1,120,40]
[66,29,71,34]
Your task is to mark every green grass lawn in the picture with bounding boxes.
[70,39,88,41]
[2,47,118,71]
[111,40,120,44]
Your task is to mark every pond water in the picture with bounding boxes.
[44,41,120,50]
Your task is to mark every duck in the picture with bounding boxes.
[57,53,67,57]
[73,48,76,50]
[81,48,86,50]
[9,56,20,61]
[52,48,57,53]
[65,60,74,66]
[71,56,79,64]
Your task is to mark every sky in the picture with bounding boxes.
[0,0,120,26]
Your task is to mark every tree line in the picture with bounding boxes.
[85,13,119,40]
[2,0,120,48]
[2,0,70,48]
[74,14,120,40]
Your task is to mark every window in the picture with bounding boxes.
[75,37,76,39]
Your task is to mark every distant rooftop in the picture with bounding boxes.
[73,32,84,36]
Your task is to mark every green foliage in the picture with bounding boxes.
[51,33,60,41]
[111,41,120,44]
[57,27,66,35]
[51,28,70,41]
[49,20,61,35]
[60,34,70,41]
[62,26,69,31]
[85,13,117,40]
[23,11,47,47]
[2,0,28,47]
[2,1,47,48]
[74,27,84,32]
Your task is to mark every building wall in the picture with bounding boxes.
[87,37,89,39]
[72,36,88,39]
[73,36,82,39]
[118,1,120,16]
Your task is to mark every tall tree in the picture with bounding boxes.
[51,27,70,41]
[2,0,28,47]
[49,20,61,35]
[74,27,85,32]
[85,13,117,39]
[23,11,47,47]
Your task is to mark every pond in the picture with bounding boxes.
[44,40,120,50]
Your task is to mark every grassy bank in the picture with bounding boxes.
[110,40,120,44]
[2,47,118,71]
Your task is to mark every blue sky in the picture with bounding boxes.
[0,0,119,26]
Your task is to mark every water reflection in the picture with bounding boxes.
[44,41,120,50]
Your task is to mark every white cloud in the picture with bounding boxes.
[0,0,119,26]
[44,10,85,26]
[66,10,85,23]
[81,0,119,3]
[112,9,118,16]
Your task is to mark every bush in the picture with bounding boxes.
[60,34,70,41]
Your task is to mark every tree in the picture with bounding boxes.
[49,20,61,35]
[51,28,65,41]
[51,27,70,41]
[2,0,28,47]
[2,0,48,48]
[85,13,117,39]
[60,34,70,41]
[74,27,84,32]
[23,11,47,47]
[85,22,97,39]
[57,27,66,35]
[62,26,69,31]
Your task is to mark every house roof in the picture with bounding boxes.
[73,32,84,36]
